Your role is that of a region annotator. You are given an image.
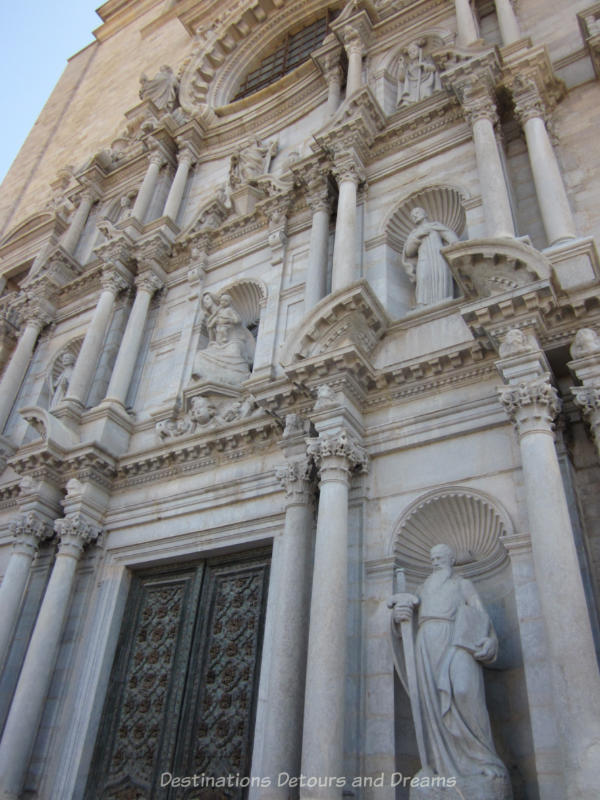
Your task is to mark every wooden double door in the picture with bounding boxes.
[87,549,270,800]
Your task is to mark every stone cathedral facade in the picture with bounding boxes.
[1,0,600,798]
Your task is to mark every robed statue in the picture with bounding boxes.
[397,41,439,107]
[192,292,255,386]
[402,207,458,308]
[389,544,512,799]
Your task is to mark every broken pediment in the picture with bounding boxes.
[442,237,552,299]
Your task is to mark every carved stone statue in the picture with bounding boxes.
[224,137,277,208]
[397,41,439,107]
[402,207,458,308]
[191,292,255,386]
[389,544,511,799]
[50,352,75,408]
[139,65,179,111]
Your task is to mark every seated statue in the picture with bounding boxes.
[402,207,458,308]
[139,65,179,111]
[224,137,277,207]
[397,41,439,107]
[191,292,255,386]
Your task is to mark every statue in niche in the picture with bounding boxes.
[139,65,179,111]
[224,137,278,208]
[389,544,512,799]
[397,41,439,107]
[402,207,458,308]
[191,292,255,386]
[50,352,76,408]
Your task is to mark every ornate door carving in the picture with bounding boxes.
[86,550,270,800]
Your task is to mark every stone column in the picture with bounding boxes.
[331,154,364,293]
[463,89,515,238]
[103,271,163,407]
[163,145,195,223]
[513,86,576,245]
[260,424,314,796]
[304,178,331,310]
[0,303,52,433]
[300,429,367,800]
[64,267,130,409]
[343,27,364,97]
[60,189,96,255]
[568,328,600,459]
[495,0,521,46]
[325,62,343,116]
[0,512,53,671]
[455,0,479,47]
[131,151,164,224]
[0,514,100,800]
[497,340,600,799]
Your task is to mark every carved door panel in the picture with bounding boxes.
[86,551,270,800]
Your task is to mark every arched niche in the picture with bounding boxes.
[373,32,449,116]
[389,487,535,795]
[369,184,468,318]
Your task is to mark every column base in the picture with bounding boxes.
[544,236,600,290]
[87,399,134,455]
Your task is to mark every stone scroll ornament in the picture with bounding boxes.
[389,544,512,799]
[402,208,458,308]
[191,291,255,386]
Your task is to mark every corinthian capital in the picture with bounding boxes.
[101,268,131,295]
[461,88,498,127]
[54,514,101,558]
[498,375,560,437]
[275,457,313,503]
[10,511,54,555]
[307,429,369,473]
[331,150,365,185]
[135,271,164,294]
[572,385,600,417]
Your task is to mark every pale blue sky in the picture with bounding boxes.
[0,1,101,184]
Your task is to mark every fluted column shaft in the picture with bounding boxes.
[345,38,363,97]
[0,317,44,433]
[103,272,162,406]
[163,147,194,222]
[499,374,600,798]
[455,0,479,46]
[465,96,515,238]
[60,190,95,255]
[514,95,576,245]
[326,66,343,116]
[65,271,128,408]
[0,513,52,670]
[331,158,363,293]
[0,516,99,800]
[300,432,367,800]
[495,0,521,45]
[260,456,314,796]
[131,152,164,223]
[305,188,331,309]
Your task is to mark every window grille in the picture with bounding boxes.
[233,10,339,101]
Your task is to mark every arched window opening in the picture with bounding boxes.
[233,9,339,101]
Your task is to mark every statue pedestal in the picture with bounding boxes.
[410,772,512,800]
[230,184,264,215]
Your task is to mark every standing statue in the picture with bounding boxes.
[402,207,458,308]
[397,42,438,107]
[389,544,511,799]
[139,65,179,111]
[191,292,255,386]
[50,352,76,408]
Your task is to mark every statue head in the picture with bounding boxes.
[201,291,216,311]
[407,42,420,60]
[219,293,232,307]
[430,543,456,570]
[410,206,427,225]
[60,351,76,368]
